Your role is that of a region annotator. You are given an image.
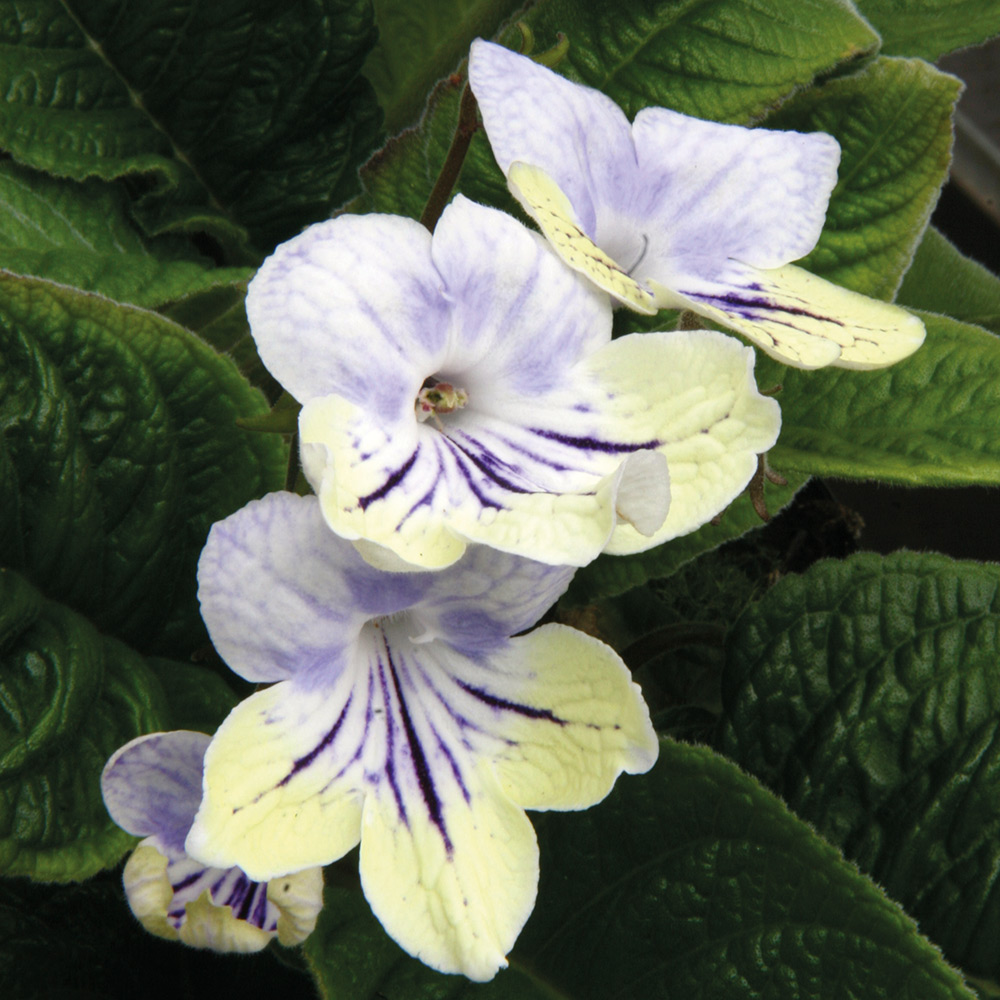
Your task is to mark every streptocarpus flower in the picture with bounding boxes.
[468,39,926,371]
[185,491,658,980]
[246,194,780,571]
[101,730,323,952]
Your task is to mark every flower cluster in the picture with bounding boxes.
[101,38,923,980]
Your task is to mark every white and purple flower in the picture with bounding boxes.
[101,730,323,952]
[468,39,925,371]
[184,491,658,980]
[246,195,780,571]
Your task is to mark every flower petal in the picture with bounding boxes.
[658,262,927,369]
[469,39,635,236]
[245,212,444,405]
[185,677,366,881]
[507,161,657,314]
[630,107,840,273]
[360,762,538,981]
[101,731,208,854]
[576,329,781,553]
[486,624,658,810]
[301,392,659,568]
[198,491,430,683]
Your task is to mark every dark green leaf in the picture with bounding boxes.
[146,658,239,735]
[717,550,1000,984]
[898,226,1000,335]
[0,0,382,251]
[759,312,1000,486]
[0,272,286,654]
[853,0,1000,61]
[765,57,961,300]
[0,568,167,882]
[0,162,251,309]
[365,0,522,133]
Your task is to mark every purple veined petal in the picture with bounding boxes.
[659,260,926,370]
[245,212,447,406]
[301,391,666,568]
[630,107,840,276]
[430,196,613,385]
[102,731,209,856]
[469,39,638,236]
[189,603,656,979]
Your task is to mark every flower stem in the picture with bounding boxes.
[419,82,480,233]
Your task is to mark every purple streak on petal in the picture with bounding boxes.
[476,429,575,472]
[386,641,453,855]
[529,428,660,453]
[458,681,566,724]
[376,650,409,827]
[250,884,271,928]
[397,482,439,529]
[430,722,471,804]
[685,289,846,327]
[359,449,420,510]
[278,694,354,787]
[171,871,203,893]
[443,435,531,494]
[225,875,251,910]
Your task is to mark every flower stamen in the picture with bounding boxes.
[416,377,469,429]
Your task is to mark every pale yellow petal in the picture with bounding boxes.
[359,764,538,982]
[269,867,326,946]
[508,161,658,315]
[489,625,658,810]
[122,844,179,943]
[658,263,926,370]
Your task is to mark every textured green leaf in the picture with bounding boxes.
[354,0,878,221]
[0,0,382,251]
[304,741,974,999]
[146,659,239,736]
[0,161,251,309]
[765,57,960,300]
[854,0,1000,61]
[0,272,286,654]
[758,311,1000,485]
[522,0,878,123]
[717,551,1000,984]
[0,568,167,882]
[898,226,1000,335]
[364,0,521,133]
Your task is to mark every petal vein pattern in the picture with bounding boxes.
[468,39,925,371]
[250,196,779,568]
[189,492,658,979]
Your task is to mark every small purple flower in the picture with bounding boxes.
[101,730,323,952]
[186,491,659,979]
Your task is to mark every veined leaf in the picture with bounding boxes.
[717,551,1000,983]
[759,311,1000,486]
[0,272,286,654]
[853,0,1000,61]
[0,568,167,882]
[766,57,961,300]
[0,0,382,251]
[0,162,250,309]
[898,226,1000,335]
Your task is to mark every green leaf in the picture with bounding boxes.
[853,0,1000,61]
[146,658,239,735]
[0,568,167,882]
[0,161,251,309]
[304,741,975,999]
[758,311,1000,486]
[564,473,806,604]
[0,271,286,654]
[354,0,879,221]
[364,0,522,133]
[898,226,1000,335]
[717,550,1000,984]
[521,0,879,123]
[765,57,961,300]
[0,0,382,251]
